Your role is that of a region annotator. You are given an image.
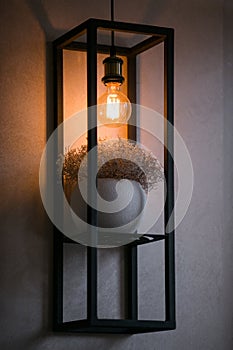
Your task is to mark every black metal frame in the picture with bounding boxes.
[53,18,175,334]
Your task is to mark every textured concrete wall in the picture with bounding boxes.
[0,0,233,349]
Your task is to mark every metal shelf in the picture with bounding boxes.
[54,318,175,334]
[62,232,166,247]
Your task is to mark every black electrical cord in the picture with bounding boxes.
[110,0,116,56]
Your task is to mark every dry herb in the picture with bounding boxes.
[57,138,164,192]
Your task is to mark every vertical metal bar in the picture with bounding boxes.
[53,229,63,328]
[86,22,98,321]
[127,55,137,140]
[125,245,138,320]
[164,29,176,323]
[53,46,64,328]
[125,55,138,320]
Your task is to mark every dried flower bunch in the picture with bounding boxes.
[58,138,164,192]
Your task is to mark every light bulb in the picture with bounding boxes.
[97,55,132,127]
[98,82,132,126]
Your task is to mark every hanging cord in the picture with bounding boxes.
[101,0,124,85]
[110,0,116,56]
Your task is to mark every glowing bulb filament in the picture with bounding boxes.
[106,93,120,120]
[98,83,131,126]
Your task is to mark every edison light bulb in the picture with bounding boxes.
[98,82,131,126]
[97,55,132,126]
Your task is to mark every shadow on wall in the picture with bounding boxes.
[26,0,57,40]
[25,0,56,139]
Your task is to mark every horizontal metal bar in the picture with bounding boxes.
[94,319,175,329]
[54,319,175,334]
[65,37,164,57]
[62,233,166,246]
[92,18,173,37]
[65,41,130,56]
[53,19,90,48]
[132,234,166,246]
[130,35,165,56]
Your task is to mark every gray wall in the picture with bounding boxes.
[0,0,233,349]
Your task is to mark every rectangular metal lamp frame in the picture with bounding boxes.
[53,18,175,334]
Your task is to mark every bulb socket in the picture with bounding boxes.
[102,56,125,85]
